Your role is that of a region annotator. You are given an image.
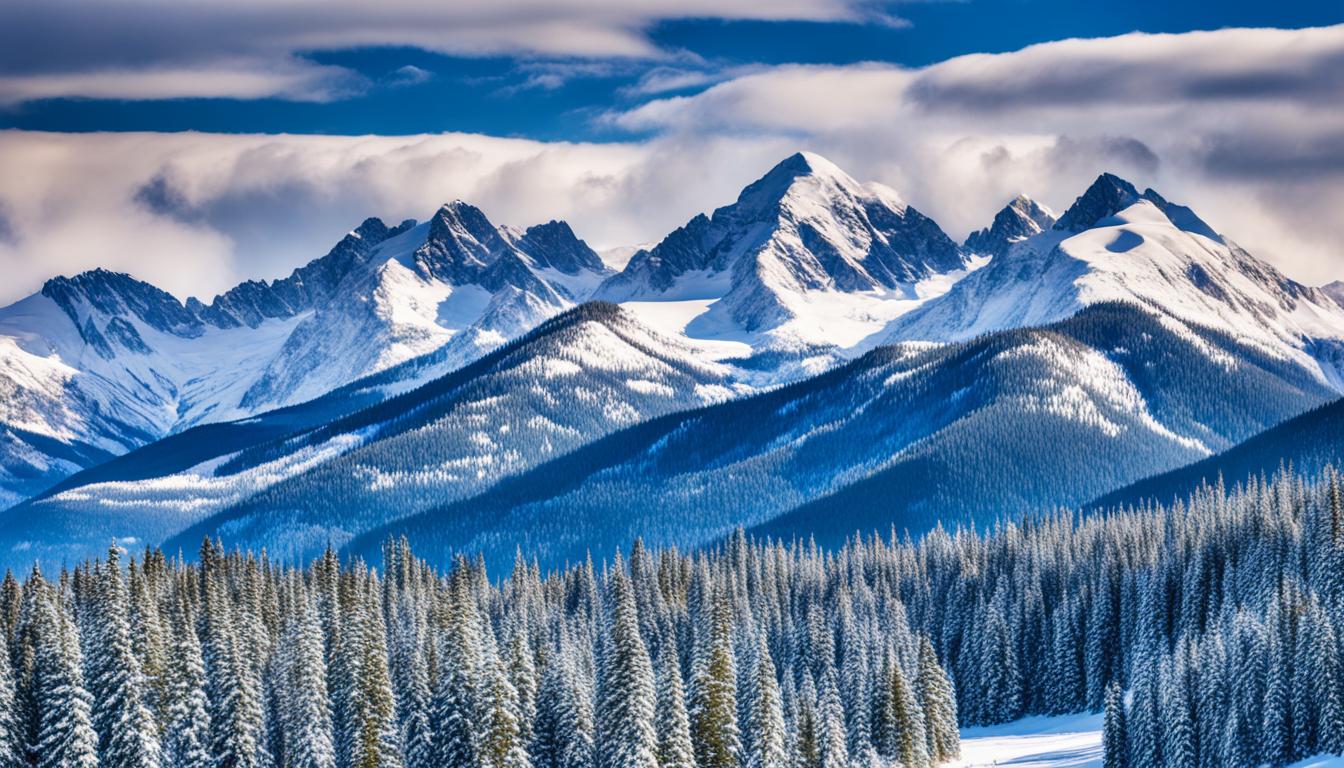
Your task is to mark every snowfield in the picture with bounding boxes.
[955,713,1102,767]
[952,713,1344,767]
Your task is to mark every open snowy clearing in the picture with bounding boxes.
[954,712,1102,767]
[951,712,1344,767]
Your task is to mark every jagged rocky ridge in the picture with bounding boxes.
[0,203,611,507]
[885,173,1344,390]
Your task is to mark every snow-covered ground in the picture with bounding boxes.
[954,713,1102,767]
[952,712,1344,767]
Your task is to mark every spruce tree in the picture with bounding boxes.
[30,575,98,768]
[744,635,785,768]
[283,597,336,768]
[1102,682,1126,768]
[690,593,739,768]
[162,596,211,768]
[432,568,483,768]
[653,641,694,768]
[596,565,657,768]
[87,547,162,768]
[915,637,958,763]
[0,630,20,768]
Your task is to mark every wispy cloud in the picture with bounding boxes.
[387,65,434,88]
[0,0,896,104]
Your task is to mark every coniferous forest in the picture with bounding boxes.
[1,468,1343,768]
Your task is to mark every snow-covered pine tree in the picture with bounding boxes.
[915,637,958,763]
[744,634,785,768]
[653,640,694,768]
[1102,681,1126,768]
[0,629,20,768]
[479,650,531,768]
[281,595,335,768]
[29,572,98,768]
[86,545,162,768]
[690,591,739,768]
[816,671,848,768]
[884,650,927,768]
[432,562,483,768]
[162,594,212,768]
[200,541,266,768]
[596,562,657,768]
[347,576,402,768]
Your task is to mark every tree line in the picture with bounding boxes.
[4,464,1344,768]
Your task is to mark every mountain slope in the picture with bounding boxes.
[1088,396,1344,511]
[0,205,610,508]
[344,302,1334,571]
[598,152,973,355]
[0,303,742,570]
[886,174,1344,389]
[1324,280,1344,308]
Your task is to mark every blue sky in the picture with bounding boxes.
[2,0,1339,139]
[0,0,1342,303]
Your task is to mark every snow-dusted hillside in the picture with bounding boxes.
[598,152,976,360]
[0,206,610,507]
[346,302,1334,573]
[886,174,1344,389]
[1,303,746,569]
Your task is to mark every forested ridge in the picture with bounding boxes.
[2,466,1344,767]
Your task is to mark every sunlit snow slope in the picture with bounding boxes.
[1,303,745,569]
[887,174,1344,388]
[0,206,610,506]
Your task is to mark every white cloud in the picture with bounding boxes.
[608,25,1344,284]
[0,58,362,105]
[0,0,892,103]
[2,25,1343,306]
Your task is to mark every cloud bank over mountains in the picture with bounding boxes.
[1,24,1342,303]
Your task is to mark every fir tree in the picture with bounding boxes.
[87,546,162,768]
[162,596,211,768]
[596,565,657,768]
[30,574,99,768]
[690,593,739,768]
[1102,682,1126,768]
[744,635,785,768]
[653,641,694,768]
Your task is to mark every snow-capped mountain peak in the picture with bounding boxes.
[887,175,1344,389]
[598,151,970,352]
[0,201,612,507]
[964,194,1057,257]
[1053,172,1142,233]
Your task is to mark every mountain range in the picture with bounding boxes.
[1,151,1342,572]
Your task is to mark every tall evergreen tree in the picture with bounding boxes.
[87,546,162,768]
[653,641,695,768]
[1102,682,1126,768]
[690,593,739,768]
[30,574,98,768]
[162,596,211,768]
[915,637,958,764]
[596,565,657,768]
[744,635,785,768]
